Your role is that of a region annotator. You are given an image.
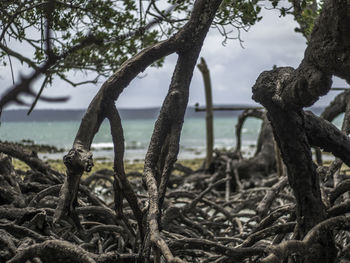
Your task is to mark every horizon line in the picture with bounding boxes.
[3,103,327,111]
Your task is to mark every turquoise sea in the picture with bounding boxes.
[0,113,343,161]
[0,117,264,161]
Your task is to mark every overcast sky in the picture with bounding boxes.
[2,6,348,110]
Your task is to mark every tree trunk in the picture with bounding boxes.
[53,0,224,260]
[252,0,350,261]
[197,57,214,169]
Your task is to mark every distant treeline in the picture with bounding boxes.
[1,105,325,122]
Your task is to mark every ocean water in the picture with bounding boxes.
[0,114,343,161]
[0,117,264,161]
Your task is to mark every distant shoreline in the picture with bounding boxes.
[1,105,325,122]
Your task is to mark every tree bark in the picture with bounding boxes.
[321,90,350,122]
[252,1,350,261]
[197,57,214,169]
[54,0,223,260]
[142,2,223,260]
[234,108,264,155]
[234,111,276,180]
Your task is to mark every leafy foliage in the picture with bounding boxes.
[294,0,321,37]
[0,0,162,79]
[0,0,264,87]
[268,0,323,40]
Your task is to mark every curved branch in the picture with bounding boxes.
[7,240,96,263]
[233,114,276,179]
[234,109,264,154]
[0,142,63,180]
[321,90,350,122]
[0,32,100,110]
[241,222,295,248]
[262,216,350,263]
[168,238,265,258]
[0,2,182,110]
[304,111,350,167]
[105,102,144,238]
[329,179,350,205]
[54,4,224,262]
[142,1,224,260]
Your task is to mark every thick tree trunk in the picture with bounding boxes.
[253,68,335,263]
[252,0,350,262]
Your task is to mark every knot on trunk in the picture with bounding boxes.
[252,65,332,109]
[252,67,294,108]
[63,148,93,173]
